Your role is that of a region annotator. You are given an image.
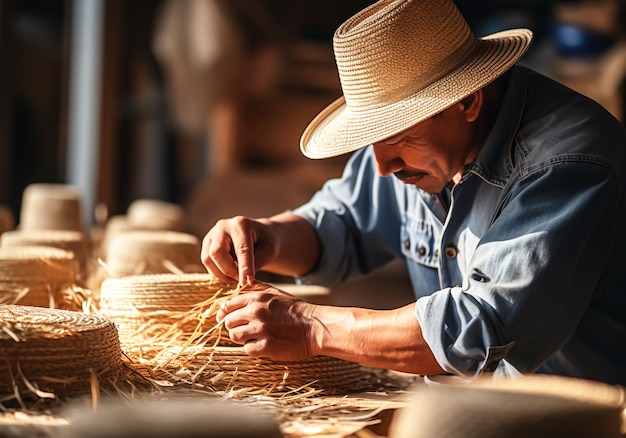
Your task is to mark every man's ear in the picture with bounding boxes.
[458,89,483,123]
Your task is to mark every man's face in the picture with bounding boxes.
[372,102,476,193]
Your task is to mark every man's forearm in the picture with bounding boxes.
[259,212,320,277]
[307,302,445,375]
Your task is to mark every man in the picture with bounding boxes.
[201,0,626,385]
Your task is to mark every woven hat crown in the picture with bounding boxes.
[335,0,473,111]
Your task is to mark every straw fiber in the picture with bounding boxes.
[0,305,121,400]
[102,230,205,277]
[0,246,77,309]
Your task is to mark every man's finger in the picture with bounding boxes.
[231,229,257,287]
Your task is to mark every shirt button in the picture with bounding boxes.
[434,249,439,258]
[404,239,411,250]
[416,246,426,256]
[444,245,458,259]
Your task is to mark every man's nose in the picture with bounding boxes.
[373,143,404,176]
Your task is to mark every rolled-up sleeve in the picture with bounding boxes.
[416,288,514,375]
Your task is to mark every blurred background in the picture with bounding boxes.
[1,0,625,240]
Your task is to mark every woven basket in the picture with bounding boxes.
[126,199,185,232]
[0,304,121,400]
[19,183,83,232]
[102,230,205,277]
[0,246,77,309]
[1,229,89,276]
[99,273,236,345]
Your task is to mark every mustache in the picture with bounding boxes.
[393,169,427,181]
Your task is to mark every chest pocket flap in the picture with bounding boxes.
[401,216,439,268]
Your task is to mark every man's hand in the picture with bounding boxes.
[201,212,321,287]
[216,284,445,375]
[201,216,278,287]
[216,283,316,361]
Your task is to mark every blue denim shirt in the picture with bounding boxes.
[293,65,626,385]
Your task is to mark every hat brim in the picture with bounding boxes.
[300,29,533,159]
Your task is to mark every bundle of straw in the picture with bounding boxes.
[102,230,205,277]
[0,246,78,309]
[0,305,121,401]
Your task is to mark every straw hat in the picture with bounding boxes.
[99,273,237,344]
[126,199,186,232]
[155,345,378,396]
[1,229,89,276]
[98,273,379,396]
[102,230,205,277]
[61,396,282,438]
[300,0,533,159]
[19,183,84,232]
[0,304,121,400]
[0,246,77,309]
[389,375,626,438]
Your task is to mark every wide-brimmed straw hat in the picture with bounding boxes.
[300,0,533,159]
[389,375,626,438]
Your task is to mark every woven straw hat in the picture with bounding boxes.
[62,396,282,438]
[0,304,121,400]
[389,375,626,438]
[19,183,84,232]
[155,345,377,396]
[102,230,205,277]
[126,198,186,232]
[0,245,77,308]
[98,273,379,396]
[1,229,89,276]
[300,0,533,159]
[99,273,236,344]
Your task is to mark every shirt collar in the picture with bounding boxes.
[465,65,528,187]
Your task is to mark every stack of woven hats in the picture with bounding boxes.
[2,183,92,286]
[0,184,94,308]
[0,184,123,404]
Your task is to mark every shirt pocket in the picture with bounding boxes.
[400,216,439,268]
